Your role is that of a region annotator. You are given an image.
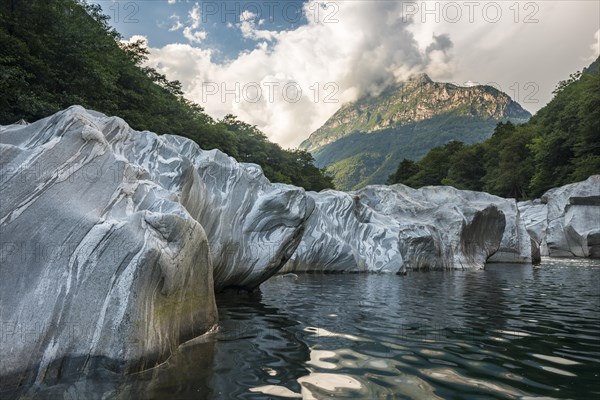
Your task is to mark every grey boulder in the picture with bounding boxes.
[0,106,309,387]
[518,176,600,258]
[281,190,402,273]
[284,184,532,273]
[356,185,531,268]
[0,107,218,387]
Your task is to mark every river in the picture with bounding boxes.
[12,259,600,399]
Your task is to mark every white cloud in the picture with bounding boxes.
[239,10,277,41]
[590,29,600,60]
[169,14,183,32]
[240,10,257,22]
[140,0,599,148]
[405,1,599,109]
[144,1,450,147]
[173,2,206,43]
[183,26,206,43]
[189,2,201,29]
[167,0,176,5]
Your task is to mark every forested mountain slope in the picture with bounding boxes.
[301,74,530,190]
[388,58,600,199]
[0,0,333,190]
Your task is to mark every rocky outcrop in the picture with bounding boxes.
[0,106,308,387]
[281,191,402,273]
[299,73,532,190]
[301,74,531,152]
[518,176,600,258]
[356,185,531,267]
[113,135,309,291]
[518,199,549,258]
[0,106,540,389]
[0,107,217,387]
[284,184,532,273]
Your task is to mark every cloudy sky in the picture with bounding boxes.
[94,1,600,148]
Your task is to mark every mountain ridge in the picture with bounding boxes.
[301,74,531,190]
[387,56,600,199]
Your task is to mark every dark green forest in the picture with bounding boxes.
[0,0,333,191]
[388,58,600,199]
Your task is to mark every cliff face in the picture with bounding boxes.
[300,74,531,190]
[302,74,530,152]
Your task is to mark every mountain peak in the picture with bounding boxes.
[407,73,433,84]
[299,74,532,190]
[303,75,530,150]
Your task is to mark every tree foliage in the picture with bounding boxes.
[386,159,419,185]
[388,59,600,199]
[0,0,333,191]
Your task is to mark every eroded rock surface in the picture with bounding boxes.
[106,133,309,291]
[281,190,402,273]
[1,106,545,389]
[0,106,308,387]
[285,184,532,273]
[0,107,217,387]
[518,176,600,258]
[357,185,530,267]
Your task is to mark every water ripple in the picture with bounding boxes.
[10,260,600,399]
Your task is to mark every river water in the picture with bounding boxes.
[11,259,600,399]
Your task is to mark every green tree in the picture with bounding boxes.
[482,124,536,199]
[387,159,419,184]
[0,0,333,191]
[404,141,465,187]
[529,64,600,196]
[443,144,485,191]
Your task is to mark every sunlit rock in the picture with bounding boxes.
[282,190,403,273]
[0,107,218,387]
[0,106,308,387]
[108,133,309,291]
[285,184,532,273]
[356,185,527,268]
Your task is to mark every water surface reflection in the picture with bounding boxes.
[7,261,600,399]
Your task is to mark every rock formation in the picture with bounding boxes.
[0,106,308,388]
[110,134,310,291]
[518,176,600,258]
[284,184,532,273]
[358,185,532,266]
[281,190,403,273]
[1,106,545,389]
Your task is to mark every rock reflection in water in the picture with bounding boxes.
[5,262,600,399]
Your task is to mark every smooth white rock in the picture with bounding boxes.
[519,176,600,258]
[0,107,218,386]
[284,184,532,273]
[357,185,531,267]
[106,133,309,291]
[517,199,549,256]
[0,106,309,386]
[281,190,403,273]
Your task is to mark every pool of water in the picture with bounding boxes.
[10,259,600,399]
